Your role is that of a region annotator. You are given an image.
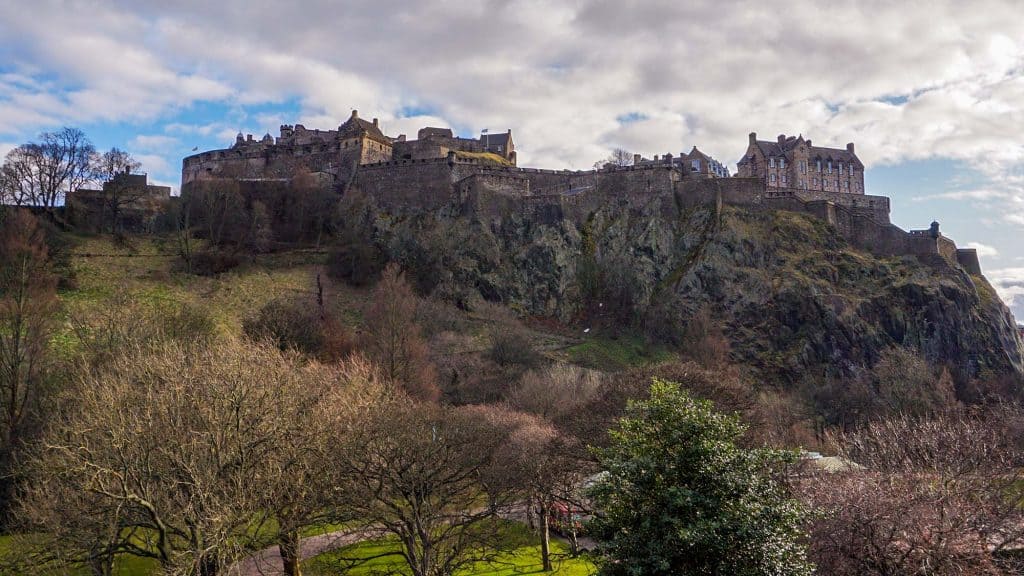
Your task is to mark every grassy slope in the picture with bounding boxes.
[5,234,609,575]
[306,522,596,576]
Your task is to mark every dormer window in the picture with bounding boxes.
[769,157,775,168]
[692,159,701,171]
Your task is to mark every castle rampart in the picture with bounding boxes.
[180,117,986,278]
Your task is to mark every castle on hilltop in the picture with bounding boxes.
[737,133,864,194]
[181,110,516,187]
[180,115,983,277]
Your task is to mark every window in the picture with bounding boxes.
[782,175,787,184]
[769,157,775,168]
[800,160,807,173]
[692,159,701,171]
[813,177,818,186]
[780,158,785,169]
[816,160,822,172]
[828,160,833,173]
[770,173,777,183]
[839,163,844,174]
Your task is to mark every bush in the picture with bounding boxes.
[327,241,385,287]
[488,330,542,369]
[188,249,241,276]
[243,297,354,361]
[588,380,812,576]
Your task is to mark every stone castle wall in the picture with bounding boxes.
[673,178,977,272]
[182,141,980,276]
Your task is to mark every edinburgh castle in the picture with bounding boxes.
[180,112,983,276]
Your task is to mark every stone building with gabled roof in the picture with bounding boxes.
[480,130,515,161]
[736,133,864,194]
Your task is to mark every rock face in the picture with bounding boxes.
[357,186,1024,382]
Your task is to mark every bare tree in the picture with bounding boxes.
[326,400,516,576]
[2,128,96,209]
[485,408,592,569]
[0,148,41,206]
[803,409,1024,575]
[362,263,439,401]
[594,148,634,169]
[20,339,363,576]
[91,148,143,233]
[0,209,57,458]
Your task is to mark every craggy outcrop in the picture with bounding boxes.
[355,185,1024,383]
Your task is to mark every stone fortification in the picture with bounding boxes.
[181,118,985,276]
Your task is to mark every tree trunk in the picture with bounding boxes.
[539,504,552,572]
[279,529,302,576]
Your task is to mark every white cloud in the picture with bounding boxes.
[129,134,180,152]
[987,267,1024,317]
[132,153,171,176]
[0,142,15,159]
[967,242,1000,258]
[2,0,1024,230]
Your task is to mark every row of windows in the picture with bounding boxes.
[768,157,856,174]
[770,173,861,192]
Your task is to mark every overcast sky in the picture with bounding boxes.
[1,0,1023,321]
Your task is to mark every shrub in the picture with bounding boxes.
[588,379,812,576]
[243,296,354,361]
[188,249,241,276]
[488,330,542,369]
[327,241,385,287]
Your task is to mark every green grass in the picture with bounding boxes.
[306,522,596,576]
[565,333,673,372]
[0,534,158,576]
[455,151,515,166]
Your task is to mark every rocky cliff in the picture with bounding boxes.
[351,186,1024,382]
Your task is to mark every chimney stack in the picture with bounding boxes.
[372,118,378,127]
[633,153,642,165]
[778,134,786,143]
[351,110,358,119]
[749,132,757,145]
[846,142,855,154]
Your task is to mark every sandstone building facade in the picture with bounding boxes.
[736,133,864,194]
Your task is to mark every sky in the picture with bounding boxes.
[1,0,1023,322]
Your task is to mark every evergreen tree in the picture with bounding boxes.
[588,379,812,576]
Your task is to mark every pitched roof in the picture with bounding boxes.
[480,131,512,151]
[740,135,861,167]
[338,112,390,144]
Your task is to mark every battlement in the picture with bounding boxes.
[177,117,989,278]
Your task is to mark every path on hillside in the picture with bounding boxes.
[232,509,595,576]
[231,527,381,576]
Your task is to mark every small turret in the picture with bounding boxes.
[930,221,941,238]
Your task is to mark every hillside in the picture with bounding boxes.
[344,185,1024,384]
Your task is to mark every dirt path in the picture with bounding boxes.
[230,528,381,576]
[232,508,594,575]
